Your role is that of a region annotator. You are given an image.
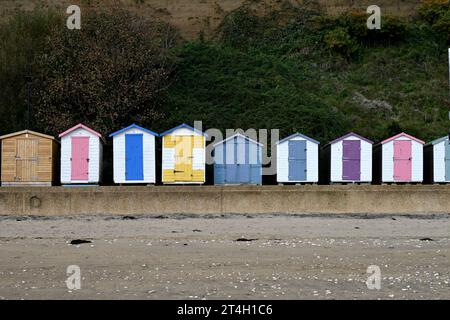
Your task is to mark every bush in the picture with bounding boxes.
[418,0,450,43]
[324,27,358,58]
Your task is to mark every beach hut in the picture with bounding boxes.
[424,135,450,183]
[160,123,207,184]
[59,123,103,185]
[109,124,158,184]
[276,133,320,184]
[212,133,262,185]
[0,130,58,186]
[321,132,373,184]
[373,132,424,183]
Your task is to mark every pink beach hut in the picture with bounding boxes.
[59,124,104,184]
[374,132,424,183]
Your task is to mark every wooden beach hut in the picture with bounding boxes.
[59,123,103,185]
[321,132,373,184]
[212,133,262,185]
[160,123,207,184]
[109,124,158,184]
[0,130,58,186]
[373,132,424,183]
[276,133,319,184]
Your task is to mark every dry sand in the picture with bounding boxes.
[0,214,449,299]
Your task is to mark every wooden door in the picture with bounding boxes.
[174,136,193,181]
[15,138,38,182]
[393,140,412,181]
[342,140,361,181]
[288,140,307,181]
[71,137,89,180]
[125,134,144,181]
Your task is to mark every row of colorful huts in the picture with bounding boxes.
[0,123,448,186]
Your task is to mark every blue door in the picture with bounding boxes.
[445,141,450,181]
[288,140,306,181]
[125,134,143,181]
[237,138,251,184]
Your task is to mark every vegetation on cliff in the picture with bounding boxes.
[0,1,449,143]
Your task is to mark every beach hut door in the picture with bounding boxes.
[288,140,306,181]
[393,140,411,181]
[236,138,251,184]
[445,141,450,181]
[71,137,89,180]
[174,136,193,181]
[342,140,361,181]
[125,134,144,181]
[15,138,38,182]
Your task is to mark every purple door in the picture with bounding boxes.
[342,140,360,181]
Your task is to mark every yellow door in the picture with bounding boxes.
[15,138,38,182]
[174,136,193,181]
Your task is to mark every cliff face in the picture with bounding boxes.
[0,0,422,38]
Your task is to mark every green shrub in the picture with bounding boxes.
[324,27,358,58]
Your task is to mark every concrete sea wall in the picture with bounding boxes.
[0,185,449,216]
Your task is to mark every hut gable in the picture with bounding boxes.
[380,132,425,145]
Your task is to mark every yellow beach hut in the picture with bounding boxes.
[161,123,207,184]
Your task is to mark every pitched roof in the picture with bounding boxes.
[428,135,449,145]
[277,133,320,145]
[0,130,56,141]
[381,132,425,145]
[59,123,102,138]
[212,133,263,147]
[160,123,208,137]
[328,132,373,145]
[109,123,158,137]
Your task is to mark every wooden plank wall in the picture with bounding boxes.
[1,133,55,183]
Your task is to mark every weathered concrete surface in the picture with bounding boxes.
[1,185,450,216]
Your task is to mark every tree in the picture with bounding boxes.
[33,9,178,136]
[0,10,61,133]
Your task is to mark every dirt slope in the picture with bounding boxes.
[0,0,422,38]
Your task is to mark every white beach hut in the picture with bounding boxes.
[109,124,158,184]
[374,132,424,183]
[321,132,373,183]
[59,123,103,185]
[276,133,320,183]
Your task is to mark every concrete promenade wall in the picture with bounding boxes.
[1,185,450,216]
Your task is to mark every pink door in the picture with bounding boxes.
[71,137,89,180]
[393,140,411,181]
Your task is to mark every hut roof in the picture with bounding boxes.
[0,130,56,141]
[212,133,263,148]
[381,132,424,145]
[277,133,320,145]
[109,123,158,137]
[427,135,449,146]
[327,132,373,146]
[160,123,208,137]
[59,123,102,138]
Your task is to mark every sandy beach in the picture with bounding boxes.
[0,214,449,299]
